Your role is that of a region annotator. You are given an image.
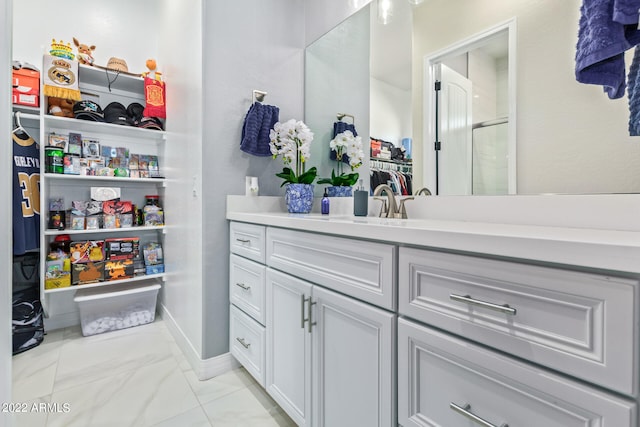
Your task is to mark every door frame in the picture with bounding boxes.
[423,18,517,195]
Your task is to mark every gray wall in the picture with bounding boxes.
[202,0,305,358]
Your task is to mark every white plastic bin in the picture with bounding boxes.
[74,283,161,336]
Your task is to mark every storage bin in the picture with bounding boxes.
[74,283,160,336]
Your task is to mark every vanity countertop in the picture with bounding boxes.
[227,206,640,274]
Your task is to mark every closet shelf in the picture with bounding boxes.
[43,174,167,186]
[44,273,166,294]
[44,115,166,142]
[44,225,166,237]
[79,63,144,93]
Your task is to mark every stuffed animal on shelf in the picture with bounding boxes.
[47,97,74,118]
[142,58,162,81]
[72,37,96,65]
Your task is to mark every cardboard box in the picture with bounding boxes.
[70,240,105,264]
[45,272,71,289]
[105,237,139,260]
[145,264,164,275]
[72,261,105,285]
[12,89,39,107]
[12,68,39,93]
[104,259,134,281]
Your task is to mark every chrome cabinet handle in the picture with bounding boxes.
[235,282,251,291]
[236,238,251,243]
[450,402,508,427]
[449,293,517,315]
[301,294,307,329]
[307,297,317,333]
[236,337,251,349]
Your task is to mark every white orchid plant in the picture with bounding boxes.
[269,119,317,186]
[318,130,364,187]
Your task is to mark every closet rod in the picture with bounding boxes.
[12,111,40,122]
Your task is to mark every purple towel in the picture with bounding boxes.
[575,0,640,99]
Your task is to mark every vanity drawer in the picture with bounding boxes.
[230,222,265,263]
[266,227,396,310]
[399,247,639,396]
[230,254,266,325]
[398,318,637,427]
[230,304,266,387]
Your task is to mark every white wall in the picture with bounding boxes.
[370,77,412,146]
[305,0,372,46]
[157,0,205,360]
[202,0,305,358]
[413,0,640,194]
[13,2,158,75]
[1,2,13,423]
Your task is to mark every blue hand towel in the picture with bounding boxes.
[575,0,640,99]
[628,46,640,135]
[240,103,280,156]
[331,121,358,163]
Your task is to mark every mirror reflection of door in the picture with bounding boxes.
[427,22,514,195]
[438,63,473,195]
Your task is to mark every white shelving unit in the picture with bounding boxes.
[37,62,168,315]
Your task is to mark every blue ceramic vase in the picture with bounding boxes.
[285,184,314,213]
[326,186,353,197]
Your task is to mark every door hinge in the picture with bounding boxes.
[434,141,441,151]
[435,81,441,91]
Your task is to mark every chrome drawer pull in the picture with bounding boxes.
[235,282,251,291]
[236,337,251,349]
[449,293,517,315]
[236,238,251,243]
[450,402,508,427]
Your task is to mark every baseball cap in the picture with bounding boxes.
[73,100,104,122]
[138,116,164,131]
[103,102,131,126]
[127,102,145,126]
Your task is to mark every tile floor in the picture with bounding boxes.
[11,319,296,427]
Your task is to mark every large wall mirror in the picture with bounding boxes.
[305,0,640,195]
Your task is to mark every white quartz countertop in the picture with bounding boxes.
[227,197,640,274]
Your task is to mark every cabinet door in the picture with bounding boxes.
[266,268,312,427]
[398,318,637,427]
[312,286,396,427]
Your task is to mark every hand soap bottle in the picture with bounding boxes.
[353,179,368,216]
[321,188,330,215]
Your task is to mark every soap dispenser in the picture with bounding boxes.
[321,188,330,215]
[353,179,368,216]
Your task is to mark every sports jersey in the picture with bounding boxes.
[13,130,40,255]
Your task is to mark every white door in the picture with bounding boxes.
[438,64,473,195]
[312,286,396,427]
[265,268,312,427]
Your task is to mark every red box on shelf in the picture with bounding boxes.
[12,89,39,107]
[12,68,39,107]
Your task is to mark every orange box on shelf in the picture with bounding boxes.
[12,68,40,94]
[12,89,39,107]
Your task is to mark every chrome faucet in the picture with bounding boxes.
[415,187,432,196]
[373,184,414,219]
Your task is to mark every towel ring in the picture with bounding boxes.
[336,113,355,125]
[253,90,267,103]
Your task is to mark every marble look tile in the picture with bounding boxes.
[11,396,51,427]
[185,367,255,405]
[12,329,64,401]
[53,321,176,392]
[201,384,296,427]
[47,357,199,427]
[149,405,212,427]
